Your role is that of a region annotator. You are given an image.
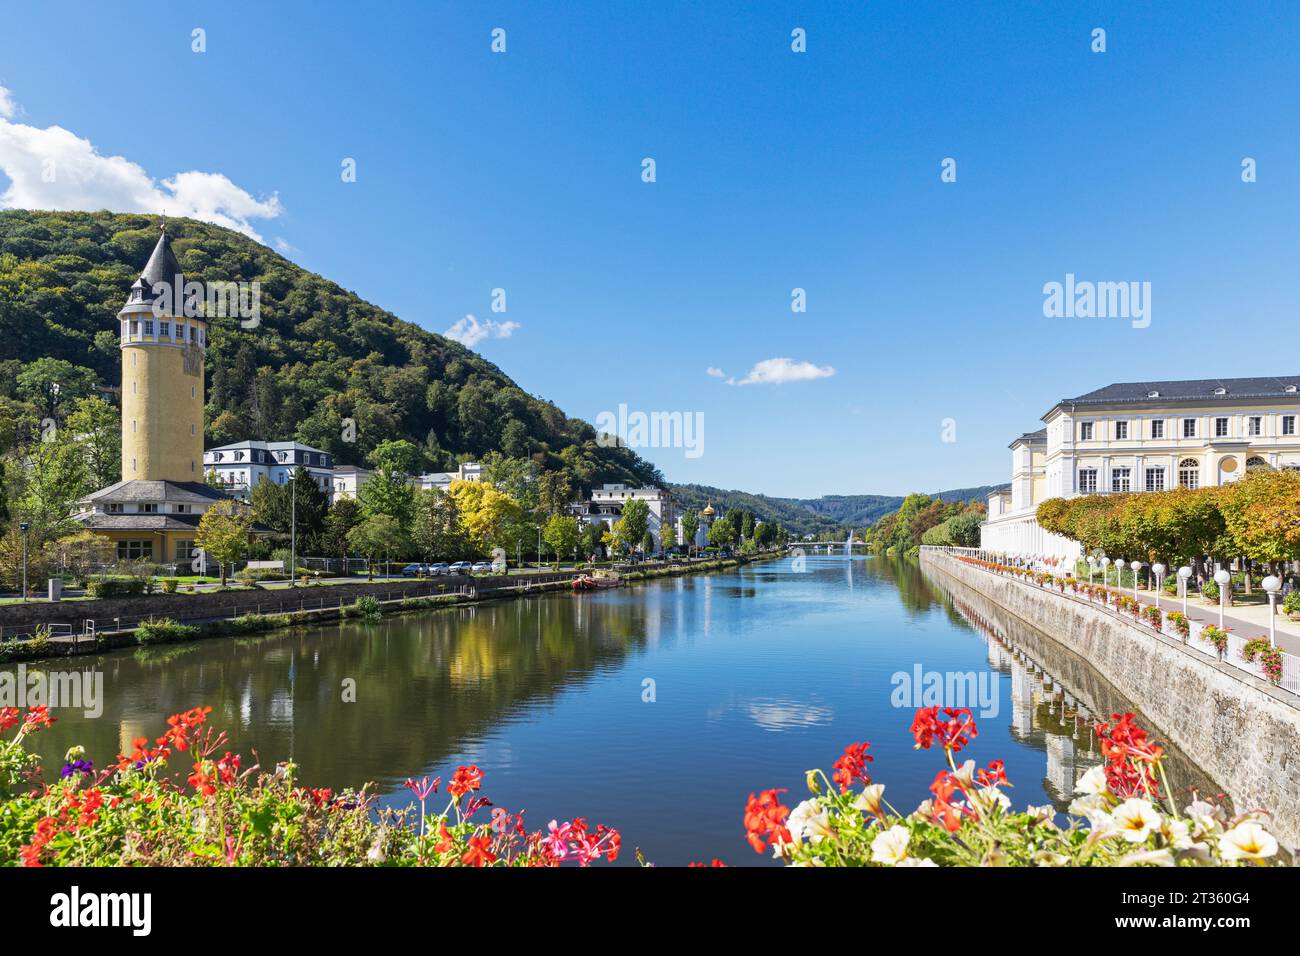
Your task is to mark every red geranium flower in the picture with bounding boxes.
[743,789,792,854]
[831,741,873,792]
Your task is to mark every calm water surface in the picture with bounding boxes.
[10,555,1219,865]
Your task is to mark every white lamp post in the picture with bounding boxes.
[1152,563,1165,607]
[1130,560,1143,603]
[1100,556,1110,589]
[1087,557,1096,584]
[1178,566,1192,616]
[1214,568,1232,629]
[1262,575,1282,648]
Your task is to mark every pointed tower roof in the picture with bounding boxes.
[700,500,715,517]
[121,224,184,313]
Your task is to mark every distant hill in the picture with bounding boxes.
[670,482,1009,536]
[0,210,661,490]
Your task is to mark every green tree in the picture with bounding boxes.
[196,499,253,586]
[65,396,120,490]
[680,510,699,554]
[542,513,581,567]
[347,514,407,579]
[411,488,469,561]
[320,497,363,564]
[16,358,97,421]
[619,499,650,553]
[708,516,737,550]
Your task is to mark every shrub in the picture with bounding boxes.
[1202,580,1220,602]
[347,595,382,620]
[135,618,200,645]
[86,576,147,599]
[161,578,179,594]
[1284,591,1300,615]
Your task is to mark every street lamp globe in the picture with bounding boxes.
[1152,563,1166,578]
[1177,566,1192,581]
[1214,569,1231,587]
[1262,575,1281,594]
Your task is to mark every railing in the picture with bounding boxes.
[924,546,1300,700]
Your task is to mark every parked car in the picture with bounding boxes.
[400,563,428,577]
[448,561,471,575]
[471,562,493,573]
[427,563,449,575]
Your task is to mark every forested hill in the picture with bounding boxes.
[0,210,660,489]
[670,483,1008,538]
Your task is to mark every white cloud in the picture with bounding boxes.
[443,313,520,348]
[0,85,281,241]
[274,236,300,256]
[725,357,836,386]
[705,366,726,378]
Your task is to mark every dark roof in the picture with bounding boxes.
[1056,375,1300,410]
[80,513,203,531]
[122,227,183,311]
[1009,428,1046,448]
[84,480,231,504]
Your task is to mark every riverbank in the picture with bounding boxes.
[920,547,1300,848]
[0,552,778,664]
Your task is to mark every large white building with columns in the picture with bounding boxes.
[982,375,1300,560]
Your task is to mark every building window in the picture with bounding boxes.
[1246,456,1269,471]
[1078,469,1097,493]
[1111,467,1131,492]
[117,540,153,561]
[105,503,124,514]
[191,424,196,436]
[175,540,197,560]
[1214,417,1229,438]
[1144,467,1165,492]
[192,386,196,399]
[139,503,158,514]
[190,326,197,341]
[1115,421,1128,440]
[175,504,191,514]
[160,321,170,338]
[1080,422,1094,440]
[1178,458,1200,489]
[1248,416,1262,436]
[1284,416,1297,436]
[143,320,154,335]
[1150,419,1164,439]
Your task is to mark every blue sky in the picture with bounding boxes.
[2,1,1299,498]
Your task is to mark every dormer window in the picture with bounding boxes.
[1213,387,1227,396]
[1147,390,1159,398]
[1286,385,1297,394]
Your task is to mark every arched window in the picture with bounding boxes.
[1178,458,1200,489]
[1246,456,1269,471]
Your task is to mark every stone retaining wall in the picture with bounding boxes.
[921,548,1300,848]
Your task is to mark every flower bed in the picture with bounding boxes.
[0,706,620,867]
[742,706,1280,867]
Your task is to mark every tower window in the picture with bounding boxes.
[144,320,154,335]
[191,424,196,435]
[191,386,196,398]
[160,321,170,338]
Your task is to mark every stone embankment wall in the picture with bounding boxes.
[921,549,1300,849]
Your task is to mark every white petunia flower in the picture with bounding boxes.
[1075,765,1109,796]
[870,825,911,865]
[1218,821,1278,862]
[853,783,886,817]
[895,857,937,867]
[787,799,834,845]
[1111,799,1162,844]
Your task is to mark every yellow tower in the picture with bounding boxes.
[118,226,206,481]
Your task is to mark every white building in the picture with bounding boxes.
[414,461,482,493]
[204,440,334,499]
[982,375,1300,560]
[570,483,679,552]
[330,464,373,502]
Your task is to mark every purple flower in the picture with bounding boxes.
[60,759,94,778]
